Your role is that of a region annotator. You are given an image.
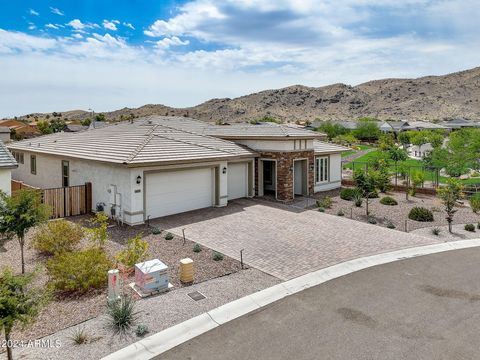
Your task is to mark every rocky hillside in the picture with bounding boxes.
[16,67,480,123]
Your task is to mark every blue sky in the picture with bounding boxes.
[0,0,479,117]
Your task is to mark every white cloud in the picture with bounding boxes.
[0,29,56,54]
[103,20,118,31]
[67,19,86,30]
[29,9,39,16]
[50,7,64,16]
[155,36,190,49]
[45,24,59,30]
[123,22,135,30]
[72,33,83,39]
[28,23,36,30]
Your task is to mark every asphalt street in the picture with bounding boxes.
[159,247,480,360]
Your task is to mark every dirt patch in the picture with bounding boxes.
[420,285,480,302]
[337,307,378,329]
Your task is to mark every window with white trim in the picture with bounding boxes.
[315,156,329,183]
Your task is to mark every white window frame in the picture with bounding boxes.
[315,156,329,184]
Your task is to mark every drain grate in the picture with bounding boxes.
[188,291,206,301]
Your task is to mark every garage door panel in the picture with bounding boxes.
[228,162,248,200]
[146,168,214,219]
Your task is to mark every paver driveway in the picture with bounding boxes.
[154,198,439,280]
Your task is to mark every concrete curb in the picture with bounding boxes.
[102,238,480,360]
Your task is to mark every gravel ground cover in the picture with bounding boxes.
[0,218,243,342]
[15,268,279,360]
[315,189,479,232]
[411,223,480,241]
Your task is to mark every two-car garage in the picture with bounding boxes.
[144,161,252,220]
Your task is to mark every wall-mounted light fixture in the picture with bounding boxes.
[222,167,227,174]
[136,175,142,184]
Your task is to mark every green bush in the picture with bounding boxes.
[464,224,476,232]
[116,235,149,268]
[470,193,480,213]
[337,209,344,217]
[69,327,88,345]
[379,196,398,206]
[316,197,332,209]
[33,219,84,256]
[46,248,112,293]
[408,207,434,222]
[340,188,359,201]
[477,222,480,230]
[318,207,325,212]
[213,251,224,261]
[368,217,377,224]
[135,324,149,337]
[432,227,441,236]
[193,243,202,253]
[353,192,363,207]
[86,212,109,248]
[386,221,395,229]
[106,295,139,335]
[151,227,161,235]
[164,232,174,240]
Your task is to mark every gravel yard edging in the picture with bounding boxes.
[102,238,480,360]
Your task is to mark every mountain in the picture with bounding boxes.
[14,67,480,123]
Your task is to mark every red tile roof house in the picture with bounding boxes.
[8,117,347,225]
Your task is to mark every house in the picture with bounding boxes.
[379,120,409,134]
[0,142,18,195]
[403,121,448,132]
[0,120,40,138]
[440,118,480,130]
[8,116,348,225]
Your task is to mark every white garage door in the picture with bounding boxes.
[145,168,214,219]
[228,162,248,200]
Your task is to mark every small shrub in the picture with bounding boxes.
[380,196,398,206]
[151,227,161,235]
[164,232,174,240]
[408,207,434,222]
[464,224,476,232]
[477,222,480,230]
[86,212,109,248]
[193,243,202,253]
[470,193,480,213]
[386,221,395,229]
[135,324,149,337]
[213,251,224,261]
[317,207,325,212]
[432,227,441,236]
[33,219,84,256]
[106,295,139,335]
[46,248,112,293]
[367,191,379,199]
[116,235,149,268]
[340,188,359,201]
[316,197,332,209]
[368,217,377,224]
[353,192,363,207]
[337,209,344,217]
[69,327,88,345]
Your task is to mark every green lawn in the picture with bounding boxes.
[341,144,375,158]
[343,150,480,185]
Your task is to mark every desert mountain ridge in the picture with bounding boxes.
[12,66,480,123]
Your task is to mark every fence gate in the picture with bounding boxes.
[42,183,92,218]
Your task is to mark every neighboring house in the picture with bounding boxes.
[0,142,18,195]
[440,118,480,130]
[0,126,11,143]
[379,120,409,133]
[8,116,348,225]
[0,119,40,138]
[407,143,434,159]
[403,121,448,132]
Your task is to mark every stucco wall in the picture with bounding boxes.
[314,153,342,192]
[0,169,11,195]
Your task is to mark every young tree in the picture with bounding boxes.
[95,113,106,122]
[0,190,50,274]
[0,268,48,360]
[353,118,381,142]
[378,133,395,151]
[437,179,464,233]
[317,121,348,140]
[398,131,412,149]
[36,120,53,135]
[410,130,430,156]
[353,170,380,216]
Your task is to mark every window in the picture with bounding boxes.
[30,155,36,174]
[315,156,329,183]
[62,160,69,187]
[12,151,24,164]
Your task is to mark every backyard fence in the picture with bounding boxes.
[11,181,92,219]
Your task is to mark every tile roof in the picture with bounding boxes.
[403,121,448,130]
[0,142,17,169]
[8,119,256,166]
[313,140,350,154]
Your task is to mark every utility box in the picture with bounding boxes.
[180,258,194,283]
[134,259,169,293]
[107,269,121,303]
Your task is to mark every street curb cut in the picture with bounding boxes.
[102,238,480,360]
